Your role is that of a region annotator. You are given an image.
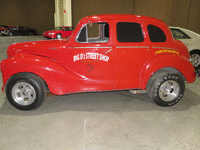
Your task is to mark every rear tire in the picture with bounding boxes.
[146,71,185,106]
[6,73,47,110]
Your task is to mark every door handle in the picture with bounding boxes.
[105,49,112,54]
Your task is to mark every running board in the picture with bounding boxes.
[129,89,146,94]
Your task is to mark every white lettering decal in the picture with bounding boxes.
[73,54,79,62]
[73,52,109,62]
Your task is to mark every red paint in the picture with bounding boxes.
[0,14,196,95]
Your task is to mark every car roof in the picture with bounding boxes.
[81,14,164,24]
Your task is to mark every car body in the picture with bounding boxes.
[1,26,37,36]
[42,26,74,39]
[169,26,200,69]
[0,14,199,110]
[0,25,9,35]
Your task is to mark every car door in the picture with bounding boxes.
[62,27,72,38]
[114,21,150,89]
[65,21,114,92]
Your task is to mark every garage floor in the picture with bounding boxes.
[0,36,200,150]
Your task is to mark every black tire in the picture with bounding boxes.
[56,33,62,39]
[190,50,200,69]
[146,71,185,106]
[9,32,13,36]
[5,73,47,110]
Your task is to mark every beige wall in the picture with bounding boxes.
[134,0,174,25]
[72,0,134,28]
[72,0,200,34]
[187,0,200,34]
[0,0,55,34]
[0,0,199,34]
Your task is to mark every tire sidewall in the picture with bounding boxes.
[56,33,61,39]
[190,50,200,69]
[6,74,46,110]
[147,72,185,106]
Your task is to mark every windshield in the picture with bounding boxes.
[54,27,62,30]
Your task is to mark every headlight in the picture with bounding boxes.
[48,33,55,35]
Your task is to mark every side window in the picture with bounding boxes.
[148,25,166,42]
[117,22,144,42]
[170,28,190,39]
[63,27,68,31]
[76,22,109,43]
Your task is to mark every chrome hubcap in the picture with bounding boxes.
[57,34,61,39]
[12,82,36,105]
[159,80,179,101]
[190,54,200,67]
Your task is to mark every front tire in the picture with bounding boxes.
[56,33,62,39]
[6,73,47,110]
[147,71,185,106]
[9,32,13,36]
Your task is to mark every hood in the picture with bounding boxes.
[7,39,68,60]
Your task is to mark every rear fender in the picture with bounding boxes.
[1,55,85,95]
[140,53,196,89]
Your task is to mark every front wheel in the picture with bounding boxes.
[9,32,13,36]
[147,71,185,106]
[56,33,62,39]
[6,73,47,110]
[190,50,200,69]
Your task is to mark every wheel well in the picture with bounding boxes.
[190,49,200,55]
[6,72,49,92]
[151,67,186,81]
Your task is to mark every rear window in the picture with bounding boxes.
[117,22,144,42]
[147,25,166,42]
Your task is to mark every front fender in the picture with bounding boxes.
[1,55,86,95]
[140,53,196,89]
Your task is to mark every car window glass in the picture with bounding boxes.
[147,25,166,42]
[117,22,144,42]
[77,25,87,42]
[77,22,109,43]
[55,27,62,30]
[63,27,73,31]
[170,28,190,39]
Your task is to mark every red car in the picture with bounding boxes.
[0,14,199,110]
[0,25,9,35]
[43,26,74,39]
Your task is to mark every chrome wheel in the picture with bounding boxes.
[12,82,36,106]
[56,34,62,39]
[190,53,200,68]
[159,80,179,101]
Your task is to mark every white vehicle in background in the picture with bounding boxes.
[169,26,200,69]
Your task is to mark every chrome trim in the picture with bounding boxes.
[49,47,58,49]
[105,49,112,54]
[116,46,149,49]
[152,46,178,50]
[75,24,88,43]
[68,47,112,49]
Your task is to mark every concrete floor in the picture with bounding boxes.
[0,36,200,150]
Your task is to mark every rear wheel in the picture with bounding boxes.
[190,50,200,69]
[147,71,185,106]
[6,73,47,110]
